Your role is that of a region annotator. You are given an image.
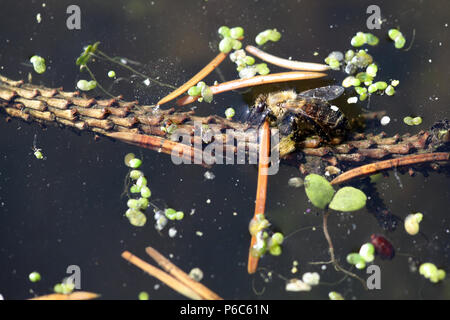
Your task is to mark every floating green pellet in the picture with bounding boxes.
[128,158,142,169]
[30,55,46,74]
[140,186,151,198]
[271,232,284,245]
[351,32,366,47]
[366,64,378,77]
[124,153,135,166]
[127,199,140,209]
[230,27,244,39]
[359,92,368,101]
[385,85,395,96]
[269,244,282,256]
[404,213,423,235]
[201,85,214,103]
[219,37,234,53]
[175,211,184,220]
[244,56,255,65]
[388,29,402,40]
[139,291,149,300]
[342,76,360,88]
[256,63,270,75]
[165,208,177,220]
[365,33,379,46]
[130,184,141,193]
[136,176,147,188]
[356,72,373,83]
[391,80,400,87]
[218,26,231,37]
[375,81,388,90]
[225,107,235,119]
[267,29,281,42]
[403,116,414,126]
[345,50,355,62]
[54,283,63,293]
[188,86,201,97]
[354,86,367,95]
[368,83,378,94]
[137,197,149,210]
[126,209,147,227]
[108,70,116,78]
[34,150,44,159]
[77,79,97,91]
[29,271,41,282]
[248,215,270,236]
[412,116,422,125]
[232,39,242,50]
[359,243,375,262]
[130,170,143,180]
[395,36,406,49]
[329,291,344,300]
[255,29,281,45]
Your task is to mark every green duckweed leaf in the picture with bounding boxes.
[329,186,367,212]
[304,174,335,209]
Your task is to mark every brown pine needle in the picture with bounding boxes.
[248,121,270,274]
[121,250,205,300]
[29,291,100,300]
[245,45,330,71]
[331,152,450,185]
[106,131,205,166]
[156,52,228,106]
[145,246,222,300]
[176,71,327,106]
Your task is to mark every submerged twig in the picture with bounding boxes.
[29,291,100,300]
[121,249,222,300]
[248,120,270,274]
[145,246,222,300]
[245,45,330,71]
[157,52,227,106]
[322,211,368,289]
[330,152,450,185]
[176,71,327,106]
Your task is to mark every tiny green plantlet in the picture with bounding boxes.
[304,174,367,212]
[30,55,46,74]
[29,271,41,282]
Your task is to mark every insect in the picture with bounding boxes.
[246,86,348,156]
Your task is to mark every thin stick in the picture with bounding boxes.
[156,52,228,106]
[245,45,330,71]
[29,291,100,300]
[121,250,204,300]
[106,131,203,165]
[330,152,450,185]
[322,211,367,289]
[145,246,222,300]
[248,120,270,274]
[176,71,327,106]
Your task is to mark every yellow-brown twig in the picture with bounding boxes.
[145,246,222,300]
[331,152,450,185]
[29,291,100,300]
[245,45,330,71]
[176,71,327,106]
[248,121,270,274]
[156,52,228,106]
[121,249,222,300]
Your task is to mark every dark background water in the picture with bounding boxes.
[0,0,449,299]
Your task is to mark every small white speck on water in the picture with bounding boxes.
[168,227,177,238]
[143,78,151,86]
[380,116,391,126]
[330,105,339,111]
[206,199,211,204]
[233,212,238,216]
[196,231,203,237]
[321,265,327,270]
[347,97,358,104]
[428,59,432,63]
[204,171,215,180]
[154,284,160,290]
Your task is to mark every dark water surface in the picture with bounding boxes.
[0,0,449,299]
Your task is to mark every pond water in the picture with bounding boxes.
[0,0,449,299]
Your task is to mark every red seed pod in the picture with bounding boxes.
[370,234,395,259]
